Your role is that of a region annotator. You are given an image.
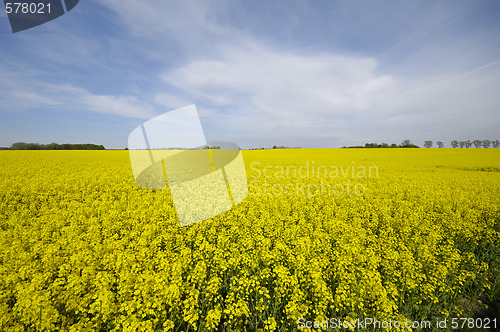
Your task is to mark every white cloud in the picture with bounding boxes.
[79,93,155,119]
[159,42,393,136]
[162,43,391,111]
[0,65,155,119]
[157,40,500,147]
[91,0,230,47]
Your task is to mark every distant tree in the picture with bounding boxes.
[399,140,419,148]
[11,142,41,150]
[459,141,465,148]
[451,140,459,148]
[43,143,60,150]
[272,145,277,149]
[437,141,444,148]
[349,142,423,148]
[465,140,472,148]
[10,142,29,150]
[400,139,412,147]
[493,140,500,148]
[424,141,433,148]
[482,140,491,148]
[473,140,482,148]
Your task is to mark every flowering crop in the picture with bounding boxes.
[0,149,499,331]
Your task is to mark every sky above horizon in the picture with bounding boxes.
[1,0,499,149]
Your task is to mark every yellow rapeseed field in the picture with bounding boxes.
[0,149,499,331]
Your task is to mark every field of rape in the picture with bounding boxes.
[0,149,499,331]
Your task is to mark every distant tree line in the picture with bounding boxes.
[342,140,419,148]
[8,142,105,150]
[422,140,500,148]
[248,146,300,150]
[343,139,499,149]
[450,140,499,148]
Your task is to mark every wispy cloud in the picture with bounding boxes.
[0,64,155,119]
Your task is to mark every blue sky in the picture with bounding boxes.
[1,0,499,149]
